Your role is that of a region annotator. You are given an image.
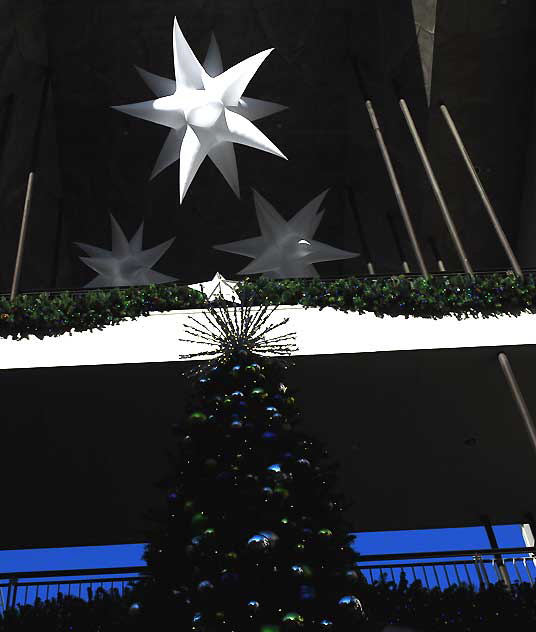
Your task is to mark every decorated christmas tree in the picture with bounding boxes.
[128,303,368,631]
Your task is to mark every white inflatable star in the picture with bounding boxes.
[214,190,359,278]
[113,18,287,203]
[189,272,241,303]
[75,215,176,288]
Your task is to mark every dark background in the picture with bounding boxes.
[2,345,536,549]
[1,0,536,291]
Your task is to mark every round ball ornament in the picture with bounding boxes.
[318,529,333,538]
[229,364,242,377]
[231,420,243,430]
[290,564,305,577]
[338,595,363,611]
[262,431,277,441]
[191,512,209,530]
[197,580,214,593]
[274,486,289,499]
[226,551,238,561]
[265,405,278,415]
[128,602,141,615]
[271,412,284,422]
[282,612,305,629]
[231,390,244,399]
[247,600,260,612]
[245,363,261,374]
[247,534,271,552]
[188,411,207,425]
[297,458,311,468]
[318,619,334,630]
[346,570,359,582]
[250,386,268,400]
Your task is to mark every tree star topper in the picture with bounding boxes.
[214,189,359,278]
[75,214,176,288]
[112,19,287,203]
[189,272,241,304]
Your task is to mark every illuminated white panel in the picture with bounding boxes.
[1,306,535,370]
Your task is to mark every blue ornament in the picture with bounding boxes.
[259,530,279,544]
[231,390,244,398]
[197,580,214,592]
[231,420,243,430]
[198,377,210,385]
[267,463,282,473]
[262,486,274,496]
[299,585,316,600]
[167,491,177,501]
[291,565,304,576]
[128,603,141,615]
[271,412,284,422]
[238,400,248,409]
[338,595,362,611]
[247,534,271,551]
[262,431,277,441]
[266,406,278,414]
[319,620,333,629]
[247,600,260,611]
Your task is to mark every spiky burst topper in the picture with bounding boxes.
[178,302,297,368]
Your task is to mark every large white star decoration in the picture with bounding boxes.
[112,18,287,203]
[75,214,176,288]
[214,189,359,278]
[189,272,241,304]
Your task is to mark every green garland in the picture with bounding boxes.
[1,272,535,341]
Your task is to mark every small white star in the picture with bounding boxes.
[112,19,287,203]
[214,189,359,278]
[75,215,176,288]
[188,272,240,303]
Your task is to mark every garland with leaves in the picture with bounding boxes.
[1,272,535,341]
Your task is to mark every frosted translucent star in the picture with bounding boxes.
[112,19,287,203]
[214,189,359,278]
[75,215,176,288]
[189,272,241,304]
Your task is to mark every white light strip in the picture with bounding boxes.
[1,306,536,370]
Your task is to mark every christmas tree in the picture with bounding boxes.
[129,304,368,631]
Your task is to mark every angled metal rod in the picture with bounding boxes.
[10,73,50,300]
[498,353,536,458]
[440,104,523,279]
[365,100,429,277]
[398,98,474,277]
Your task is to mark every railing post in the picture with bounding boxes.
[8,578,18,609]
[473,555,488,588]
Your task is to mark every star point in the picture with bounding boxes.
[75,214,176,288]
[214,189,359,278]
[113,20,287,203]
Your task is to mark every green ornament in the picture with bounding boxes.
[188,411,207,424]
[301,565,313,578]
[245,363,261,374]
[261,626,280,632]
[274,487,289,499]
[281,518,289,525]
[285,396,296,407]
[296,543,305,551]
[191,512,208,531]
[226,552,238,560]
[184,500,195,512]
[318,529,333,537]
[282,612,304,628]
[250,387,267,399]
[223,397,233,407]
[203,528,216,537]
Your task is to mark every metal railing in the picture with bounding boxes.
[1,548,535,613]
[356,546,536,591]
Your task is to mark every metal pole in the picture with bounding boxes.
[10,73,50,300]
[440,104,522,278]
[10,172,35,300]
[481,515,511,589]
[398,98,474,277]
[364,100,429,277]
[498,353,536,458]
